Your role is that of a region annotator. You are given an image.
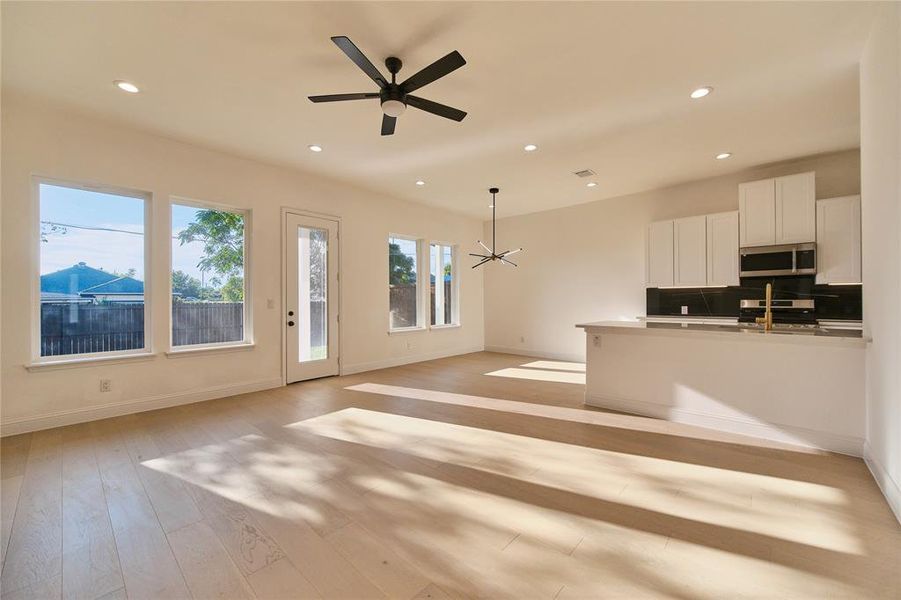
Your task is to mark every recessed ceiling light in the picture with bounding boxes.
[114,80,140,94]
[415,180,426,186]
[715,152,732,160]
[690,86,712,99]
[523,144,538,152]
[308,145,323,152]
[586,182,598,188]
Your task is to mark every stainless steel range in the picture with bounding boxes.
[738,298,816,326]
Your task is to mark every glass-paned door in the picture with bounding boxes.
[285,213,339,382]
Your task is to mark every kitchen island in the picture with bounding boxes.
[577,320,867,455]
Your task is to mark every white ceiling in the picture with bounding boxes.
[1,1,878,219]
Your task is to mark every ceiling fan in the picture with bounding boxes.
[471,188,522,268]
[309,36,467,136]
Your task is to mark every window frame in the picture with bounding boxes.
[31,175,154,364]
[428,240,460,329]
[387,233,426,333]
[168,196,253,352]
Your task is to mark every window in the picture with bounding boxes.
[388,235,421,330]
[37,181,148,358]
[430,243,458,326]
[171,201,248,347]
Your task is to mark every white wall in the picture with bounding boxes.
[483,149,860,361]
[860,2,901,522]
[0,94,484,434]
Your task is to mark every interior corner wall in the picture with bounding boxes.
[482,149,860,362]
[0,95,485,435]
[860,3,901,523]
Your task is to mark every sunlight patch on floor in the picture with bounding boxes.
[343,382,824,454]
[285,407,864,555]
[485,366,587,384]
[520,360,586,372]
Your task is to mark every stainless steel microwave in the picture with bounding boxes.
[739,243,816,277]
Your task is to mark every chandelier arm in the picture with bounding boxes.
[498,248,522,257]
[469,253,489,258]
[472,256,492,269]
[478,240,492,253]
[500,257,518,267]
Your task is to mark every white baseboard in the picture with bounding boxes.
[0,377,283,437]
[341,345,485,376]
[864,442,901,525]
[483,345,585,363]
[585,393,864,457]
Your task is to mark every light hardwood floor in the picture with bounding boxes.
[1,351,899,599]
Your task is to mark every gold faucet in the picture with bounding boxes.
[756,283,774,331]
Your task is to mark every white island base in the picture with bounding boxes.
[578,321,866,456]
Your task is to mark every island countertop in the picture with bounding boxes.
[576,320,867,348]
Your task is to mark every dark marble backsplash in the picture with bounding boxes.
[646,276,862,320]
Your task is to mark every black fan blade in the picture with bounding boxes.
[331,36,388,89]
[308,93,380,103]
[400,50,466,93]
[406,95,467,122]
[381,114,397,136]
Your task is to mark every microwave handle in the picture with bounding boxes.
[792,248,797,273]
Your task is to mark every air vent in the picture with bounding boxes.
[573,169,595,178]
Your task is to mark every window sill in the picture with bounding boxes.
[166,342,255,358]
[388,327,427,335]
[25,351,157,372]
[430,324,461,330]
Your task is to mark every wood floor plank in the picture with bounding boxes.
[0,430,63,599]
[245,492,387,599]
[244,557,321,600]
[167,520,255,600]
[325,522,431,599]
[99,459,190,600]
[60,425,124,600]
[0,476,23,569]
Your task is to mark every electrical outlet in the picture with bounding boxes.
[519,336,525,343]
[593,335,601,348]
[100,379,112,393]
[681,305,689,315]
[266,298,275,309]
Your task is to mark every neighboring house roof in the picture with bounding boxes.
[40,291,91,303]
[40,262,118,294]
[80,276,144,296]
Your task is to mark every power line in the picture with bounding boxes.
[41,220,181,239]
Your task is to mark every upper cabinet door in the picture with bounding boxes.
[647,220,674,288]
[739,178,776,247]
[706,211,740,286]
[674,216,708,287]
[775,171,816,244]
[816,195,861,284]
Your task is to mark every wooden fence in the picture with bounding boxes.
[390,282,453,328]
[40,302,244,356]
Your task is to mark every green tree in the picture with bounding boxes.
[389,242,416,285]
[171,270,202,299]
[221,276,244,302]
[113,267,138,279]
[178,210,244,277]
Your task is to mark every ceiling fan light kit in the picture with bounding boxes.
[471,188,523,269]
[309,36,467,136]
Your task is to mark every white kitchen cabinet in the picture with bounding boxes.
[646,220,674,287]
[816,195,861,284]
[674,216,708,287]
[740,172,816,247]
[739,178,776,247]
[775,171,816,243]
[706,211,740,286]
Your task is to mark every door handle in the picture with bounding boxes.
[287,321,295,327]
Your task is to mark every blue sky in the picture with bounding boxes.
[41,184,223,281]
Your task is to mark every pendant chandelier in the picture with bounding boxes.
[470,187,522,268]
